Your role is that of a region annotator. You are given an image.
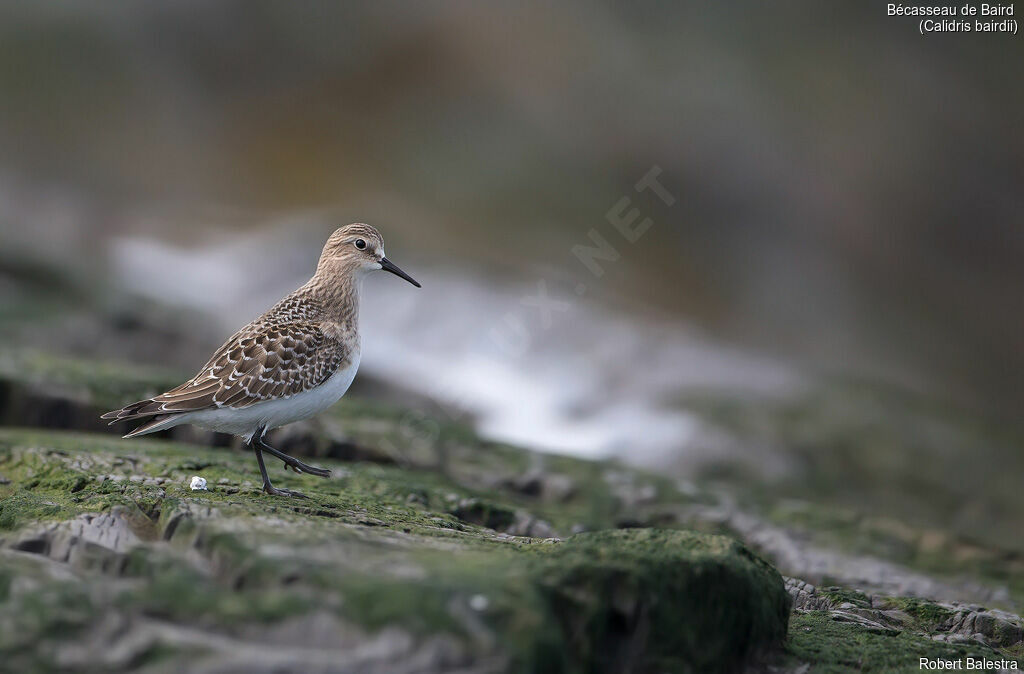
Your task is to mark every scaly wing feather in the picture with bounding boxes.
[102,321,350,422]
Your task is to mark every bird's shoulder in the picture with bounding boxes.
[256,291,325,325]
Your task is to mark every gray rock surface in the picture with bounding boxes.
[941,608,1024,648]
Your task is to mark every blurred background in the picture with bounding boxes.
[1,2,1022,552]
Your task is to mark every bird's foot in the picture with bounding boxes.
[262,483,308,498]
[258,443,331,478]
[282,459,331,478]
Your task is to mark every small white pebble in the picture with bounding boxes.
[189,476,208,491]
[469,594,489,611]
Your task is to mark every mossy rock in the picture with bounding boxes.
[529,529,791,672]
[881,596,956,630]
[784,610,1023,673]
[0,428,788,673]
[818,586,871,609]
[0,350,183,432]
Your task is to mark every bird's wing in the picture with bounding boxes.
[104,321,350,420]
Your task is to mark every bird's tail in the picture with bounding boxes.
[101,400,184,438]
[123,414,185,438]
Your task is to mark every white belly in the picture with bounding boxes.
[182,356,360,441]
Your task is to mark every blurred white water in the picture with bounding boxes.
[112,226,803,461]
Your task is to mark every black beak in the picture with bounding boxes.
[379,257,421,288]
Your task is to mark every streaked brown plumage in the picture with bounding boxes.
[102,223,421,496]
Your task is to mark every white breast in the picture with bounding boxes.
[182,353,361,441]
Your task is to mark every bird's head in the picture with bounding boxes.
[318,223,421,287]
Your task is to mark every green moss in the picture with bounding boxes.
[319,529,791,673]
[0,490,68,530]
[448,497,518,530]
[0,422,693,547]
[1,427,797,671]
[0,572,96,669]
[121,560,314,625]
[819,586,871,609]
[0,432,171,527]
[530,529,790,673]
[0,503,17,530]
[785,611,1022,673]
[333,562,492,636]
[22,415,1017,672]
[882,597,955,629]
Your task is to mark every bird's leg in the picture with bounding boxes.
[255,435,331,478]
[251,440,307,498]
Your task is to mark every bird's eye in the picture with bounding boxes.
[354,239,366,250]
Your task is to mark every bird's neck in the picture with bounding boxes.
[303,267,363,330]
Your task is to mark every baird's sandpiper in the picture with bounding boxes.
[102,223,420,497]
